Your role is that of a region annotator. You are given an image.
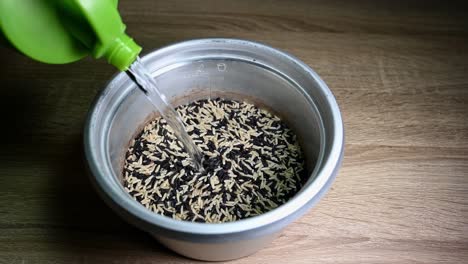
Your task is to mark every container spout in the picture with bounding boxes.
[60,0,142,70]
[104,34,141,71]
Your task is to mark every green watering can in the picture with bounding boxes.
[0,0,141,71]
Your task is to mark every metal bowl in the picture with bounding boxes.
[84,38,344,261]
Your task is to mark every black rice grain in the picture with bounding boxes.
[123,98,307,223]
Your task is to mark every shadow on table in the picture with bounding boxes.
[0,80,45,160]
[48,134,193,262]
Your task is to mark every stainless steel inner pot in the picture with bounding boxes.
[84,38,344,261]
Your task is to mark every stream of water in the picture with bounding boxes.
[126,57,204,171]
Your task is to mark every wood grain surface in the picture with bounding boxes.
[1,0,467,263]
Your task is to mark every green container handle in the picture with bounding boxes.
[0,0,141,71]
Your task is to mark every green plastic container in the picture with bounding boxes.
[0,0,141,70]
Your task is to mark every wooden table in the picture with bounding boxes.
[1,1,467,263]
